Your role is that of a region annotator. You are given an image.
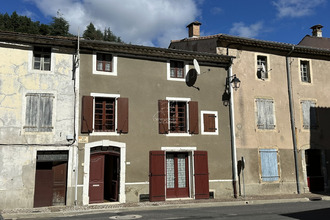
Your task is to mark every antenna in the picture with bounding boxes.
[193,59,200,75]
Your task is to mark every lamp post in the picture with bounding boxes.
[224,63,241,199]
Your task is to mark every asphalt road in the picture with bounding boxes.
[19,200,330,220]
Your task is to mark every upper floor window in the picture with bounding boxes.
[301,100,318,129]
[158,98,198,135]
[170,61,184,78]
[33,47,51,71]
[256,98,275,130]
[97,53,112,72]
[300,60,311,83]
[256,55,268,80]
[93,52,117,76]
[81,94,128,134]
[24,93,54,132]
[167,60,187,81]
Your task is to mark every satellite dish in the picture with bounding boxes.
[186,69,200,90]
[193,59,200,75]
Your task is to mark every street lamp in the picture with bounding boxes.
[222,74,241,106]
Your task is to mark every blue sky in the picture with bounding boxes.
[1,0,329,47]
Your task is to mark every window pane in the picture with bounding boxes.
[177,154,186,188]
[166,154,175,189]
[105,63,111,71]
[97,61,103,71]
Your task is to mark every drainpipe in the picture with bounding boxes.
[286,46,300,194]
[228,59,238,198]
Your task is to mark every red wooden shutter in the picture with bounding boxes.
[204,113,216,132]
[194,151,209,199]
[189,101,199,134]
[117,97,129,133]
[149,151,165,202]
[81,96,93,133]
[158,100,168,134]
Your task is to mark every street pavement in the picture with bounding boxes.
[1,193,330,219]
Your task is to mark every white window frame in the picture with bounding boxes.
[166,97,191,137]
[92,51,118,76]
[90,93,120,136]
[255,53,270,81]
[201,110,218,135]
[167,60,189,81]
[28,47,55,73]
[298,58,313,84]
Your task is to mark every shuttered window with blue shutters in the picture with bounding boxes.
[260,149,279,182]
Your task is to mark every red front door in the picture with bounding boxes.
[166,153,189,198]
[89,154,105,203]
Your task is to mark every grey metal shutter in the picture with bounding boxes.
[39,94,54,132]
[260,149,279,182]
[301,100,317,129]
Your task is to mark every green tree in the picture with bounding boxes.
[49,11,70,36]
[83,22,103,40]
[103,27,122,42]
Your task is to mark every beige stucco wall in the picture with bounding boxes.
[78,52,233,203]
[0,45,76,209]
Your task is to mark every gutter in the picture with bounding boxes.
[286,46,300,194]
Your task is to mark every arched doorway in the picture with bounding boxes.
[89,146,120,203]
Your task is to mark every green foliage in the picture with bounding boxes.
[0,11,123,42]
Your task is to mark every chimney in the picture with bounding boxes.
[187,21,202,38]
[311,24,323,37]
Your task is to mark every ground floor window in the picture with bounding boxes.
[259,148,279,182]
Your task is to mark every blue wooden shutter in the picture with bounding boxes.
[256,99,265,129]
[301,100,317,129]
[260,149,279,182]
[265,99,275,129]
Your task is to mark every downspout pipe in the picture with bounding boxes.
[286,46,300,194]
[228,58,238,198]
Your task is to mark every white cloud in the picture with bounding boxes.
[229,22,264,38]
[273,0,326,18]
[26,0,198,47]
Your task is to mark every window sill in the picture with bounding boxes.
[167,77,185,82]
[92,70,117,76]
[90,132,120,136]
[201,132,219,135]
[29,69,53,74]
[166,133,191,137]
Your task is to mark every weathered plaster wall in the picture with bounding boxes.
[0,44,76,209]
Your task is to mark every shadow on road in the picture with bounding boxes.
[282,207,330,220]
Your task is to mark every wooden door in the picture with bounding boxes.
[194,151,209,199]
[34,166,53,207]
[166,153,189,198]
[89,154,105,203]
[52,163,67,205]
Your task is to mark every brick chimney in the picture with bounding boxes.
[187,21,202,38]
[311,24,323,37]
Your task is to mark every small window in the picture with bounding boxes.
[96,53,113,72]
[300,60,311,83]
[24,93,54,132]
[201,111,218,135]
[33,47,51,71]
[301,100,317,129]
[260,149,279,182]
[256,98,275,130]
[257,55,268,80]
[170,61,184,78]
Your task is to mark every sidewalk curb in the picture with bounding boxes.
[2,196,330,219]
